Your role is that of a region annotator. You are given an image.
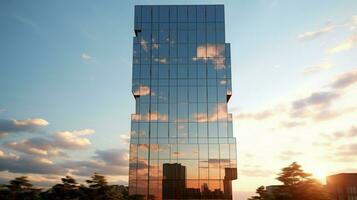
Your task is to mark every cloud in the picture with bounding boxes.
[328,33,357,53]
[303,61,333,74]
[0,147,129,177]
[0,150,66,175]
[330,69,357,89]
[5,129,94,156]
[290,91,340,118]
[322,126,357,141]
[196,44,225,69]
[335,143,357,159]
[65,149,129,176]
[313,107,357,121]
[0,118,49,135]
[81,53,92,60]
[240,164,274,177]
[278,150,303,160]
[298,25,336,40]
[133,85,151,96]
[193,103,228,122]
[280,121,305,128]
[93,149,128,166]
[140,38,148,52]
[236,110,274,120]
[53,129,94,149]
[132,112,168,122]
[5,137,66,157]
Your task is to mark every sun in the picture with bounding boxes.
[310,167,328,183]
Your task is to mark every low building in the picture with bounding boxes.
[327,173,357,200]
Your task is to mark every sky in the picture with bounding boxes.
[0,0,357,199]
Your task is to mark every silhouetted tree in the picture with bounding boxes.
[248,186,271,200]
[85,173,122,200]
[248,162,331,200]
[0,176,41,200]
[40,175,82,200]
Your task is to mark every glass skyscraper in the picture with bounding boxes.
[129,5,237,200]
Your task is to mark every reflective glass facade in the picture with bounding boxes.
[129,5,237,200]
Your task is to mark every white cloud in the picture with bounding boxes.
[303,61,333,74]
[328,33,357,53]
[298,25,336,40]
[54,129,94,149]
[81,53,92,60]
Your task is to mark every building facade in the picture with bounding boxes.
[327,173,357,200]
[129,5,237,200]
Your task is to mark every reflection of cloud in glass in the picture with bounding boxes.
[196,44,225,69]
[194,103,227,122]
[140,38,148,52]
[154,57,167,64]
[133,85,150,96]
[219,79,227,85]
[132,112,168,122]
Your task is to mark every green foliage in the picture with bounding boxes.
[0,174,129,200]
[248,162,331,200]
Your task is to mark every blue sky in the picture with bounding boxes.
[1,0,357,199]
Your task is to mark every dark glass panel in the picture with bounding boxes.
[177,87,188,103]
[197,86,207,102]
[178,30,188,43]
[158,122,168,137]
[177,6,188,22]
[197,65,206,78]
[208,87,218,102]
[141,6,151,22]
[169,6,177,22]
[177,65,188,78]
[197,30,206,44]
[159,30,169,43]
[158,64,169,79]
[188,30,197,44]
[159,6,169,22]
[188,86,197,103]
[206,5,216,22]
[178,44,188,58]
[152,6,159,22]
[215,5,225,22]
[196,5,206,22]
[159,43,169,57]
[188,6,197,22]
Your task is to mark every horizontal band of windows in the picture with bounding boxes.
[130,137,236,144]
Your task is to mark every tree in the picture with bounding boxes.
[85,173,121,200]
[0,176,41,200]
[41,176,82,200]
[248,186,271,200]
[248,162,331,200]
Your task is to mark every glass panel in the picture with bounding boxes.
[180,160,199,179]
[209,144,219,159]
[159,144,170,159]
[159,6,169,22]
[178,144,198,159]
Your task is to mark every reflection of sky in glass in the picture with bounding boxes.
[129,5,237,199]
